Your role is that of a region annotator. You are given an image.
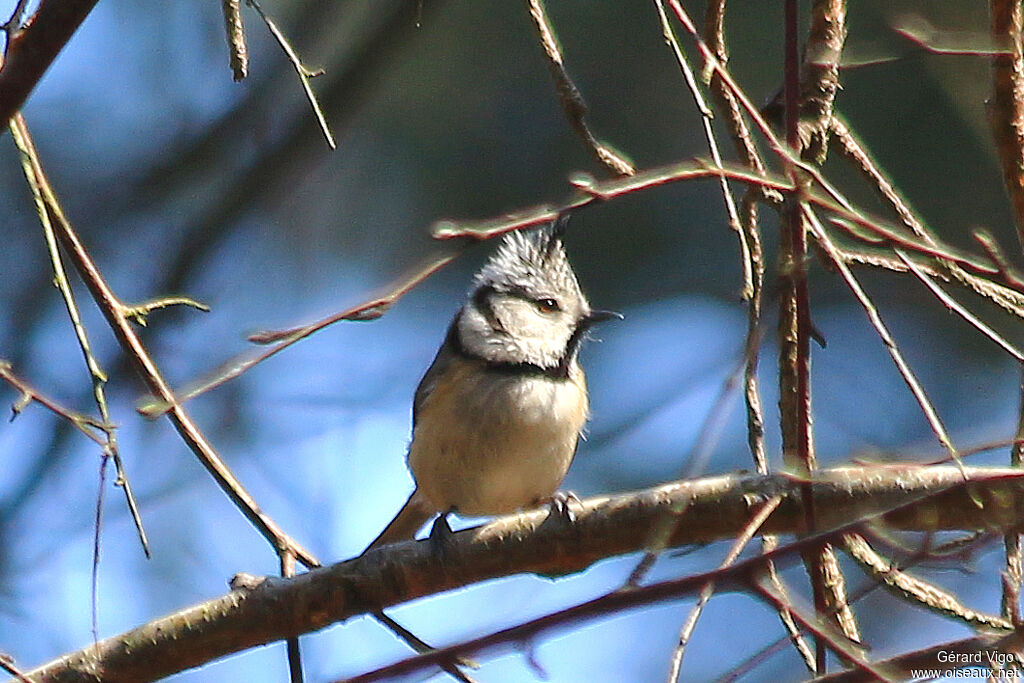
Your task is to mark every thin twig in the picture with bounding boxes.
[1,0,31,32]
[973,229,1024,290]
[842,533,1011,630]
[0,652,30,683]
[9,112,149,561]
[8,112,319,570]
[138,247,465,417]
[123,295,210,326]
[653,0,751,298]
[668,496,782,681]
[246,0,335,149]
[0,360,108,444]
[829,116,930,241]
[524,0,634,176]
[280,552,305,683]
[830,116,1024,322]
[699,4,808,667]
[898,251,1024,362]
[718,533,1007,683]
[779,0,842,668]
[624,352,748,588]
[750,581,891,682]
[806,207,959,463]
[371,611,479,683]
[221,0,248,81]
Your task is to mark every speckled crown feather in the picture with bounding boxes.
[473,225,584,302]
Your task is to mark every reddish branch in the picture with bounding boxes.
[989,0,1024,248]
[0,0,99,129]
[989,0,1024,630]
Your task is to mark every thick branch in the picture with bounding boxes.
[0,0,99,129]
[990,0,1024,248]
[25,465,1024,682]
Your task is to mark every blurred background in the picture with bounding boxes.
[0,0,1021,680]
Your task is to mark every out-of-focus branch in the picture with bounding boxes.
[989,0,1024,629]
[0,360,108,445]
[810,633,1024,683]
[524,0,634,176]
[247,0,335,149]
[25,465,1024,682]
[698,2,808,667]
[989,0,1024,248]
[8,112,318,570]
[221,0,248,81]
[0,0,99,130]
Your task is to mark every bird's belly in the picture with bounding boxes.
[409,369,587,516]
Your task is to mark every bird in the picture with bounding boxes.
[365,221,618,550]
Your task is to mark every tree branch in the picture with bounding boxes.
[0,0,99,130]
[25,465,1024,682]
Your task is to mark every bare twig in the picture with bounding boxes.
[0,652,30,683]
[973,229,1024,290]
[0,360,108,444]
[138,246,465,417]
[777,0,852,668]
[699,5,808,667]
[898,251,1024,362]
[829,116,930,240]
[9,111,150,562]
[842,533,1011,630]
[280,552,305,683]
[668,496,782,681]
[718,532,1007,683]
[653,0,751,298]
[625,351,746,588]
[0,0,100,130]
[807,209,959,462]
[9,111,318,570]
[750,581,889,682]
[1,0,32,33]
[830,116,1024,320]
[221,0,249,81]
[524,0,634,176]
[123,295,210,327]
[247,0,336,149]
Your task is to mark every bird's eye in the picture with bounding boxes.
[536,298,560,313]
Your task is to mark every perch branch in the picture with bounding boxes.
[24,465,1024,682]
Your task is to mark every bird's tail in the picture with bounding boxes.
[363,488,435,553]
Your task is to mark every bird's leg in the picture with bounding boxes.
[428,507,458,559]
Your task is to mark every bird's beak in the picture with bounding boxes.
[582,309,623,328]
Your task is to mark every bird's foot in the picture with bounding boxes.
[542,490,581,525]
[428,508,457,560]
